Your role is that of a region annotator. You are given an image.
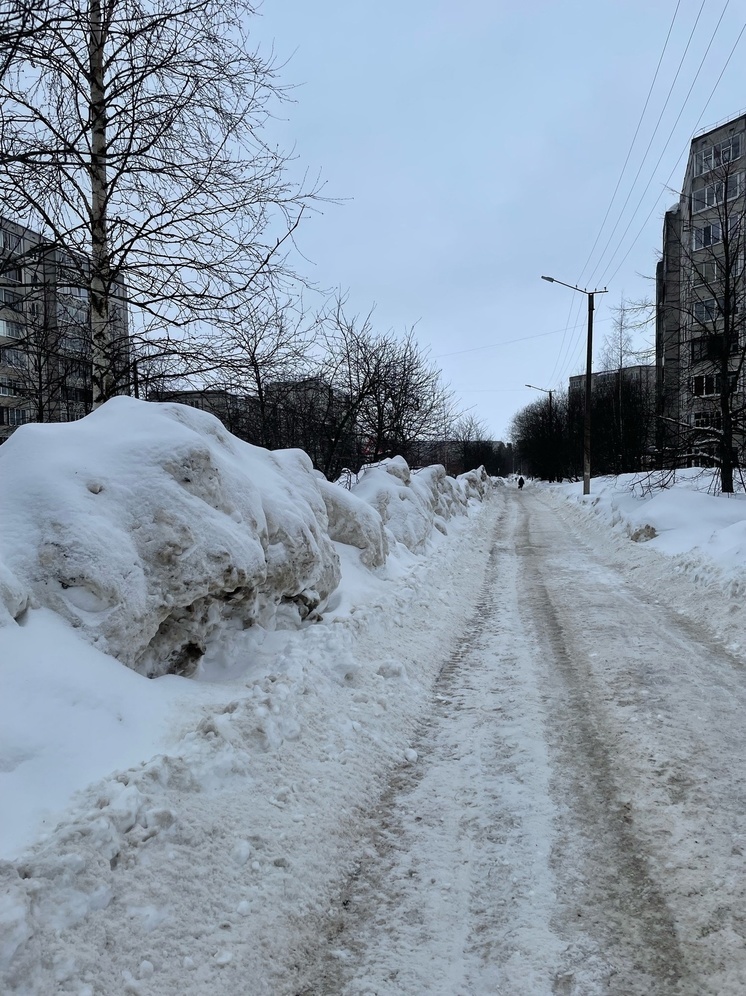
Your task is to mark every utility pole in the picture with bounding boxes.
[541,276,608,494]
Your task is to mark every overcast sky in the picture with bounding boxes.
[255,0,746,440]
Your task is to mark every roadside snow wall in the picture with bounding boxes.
[0,399,490,676]
[351,457,490,553]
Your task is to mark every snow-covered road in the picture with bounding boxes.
[294,489,746,996]
[7,482,746,995]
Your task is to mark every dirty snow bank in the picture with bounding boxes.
[0,398,495,994]
[0,397,486,678]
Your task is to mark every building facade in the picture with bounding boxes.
[0,218,129,442]
[656,113,746,470]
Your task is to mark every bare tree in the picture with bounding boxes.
[447,414,497,475]
[0,0,315,407]
[372,329,458,464]
[209,292,317,447]
[511,391,572,481]
[600,296,655,372]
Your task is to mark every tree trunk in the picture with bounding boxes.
[89,0,113,407]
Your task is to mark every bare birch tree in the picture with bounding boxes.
[0,0,314,406]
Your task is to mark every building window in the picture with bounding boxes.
[1,264,24,284]
[57,298,89,326]
[61,385,91,405]
[692,410,722,430]
[0,288,23,311]
[60,403,87,422]
[690,372,739,396]
[692,172,745,212]
[693,260,719,287]
[694,134,742,177]
[691,373,720,396]
[691,335,739,361]
[693,298,723,323]
[57,284,89,300]
[64,359,90,380]
[0,347,26,368]
[693,222,722,251]
[0,406,31,426]
[60,333,90,356]
[0,229,24,254]
[0,318,24,340]
[0,377,24,397]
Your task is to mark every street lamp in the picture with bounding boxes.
[541,275,608,495]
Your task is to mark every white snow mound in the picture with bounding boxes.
[0,399,490,678]
[0,397,341,677]
[352,457,490,552]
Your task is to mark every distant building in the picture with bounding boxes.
[0,218,129,442]
[153,377,355,470]
[569,364,655,397]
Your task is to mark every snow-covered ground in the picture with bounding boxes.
[542,470,746,654]
[5,408,746,994]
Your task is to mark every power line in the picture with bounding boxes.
[588,0,709,287]
[605,19,746,288]
[435,316,613,358]
[547,1,684,391]
[598,0,733,286]
[576,0,682,285]
[557,9,738,383]
[548,2,733,391]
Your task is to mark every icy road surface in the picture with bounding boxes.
[294,489,746,996]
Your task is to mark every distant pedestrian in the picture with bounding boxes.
[518,476,524,490]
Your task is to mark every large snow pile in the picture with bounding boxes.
[0,398,486,679]
[0,398,494,994]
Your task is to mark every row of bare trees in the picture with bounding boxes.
[510,376,656,482]
[510,301,657,481]
[0,262,475,476]
[136,292,483,480]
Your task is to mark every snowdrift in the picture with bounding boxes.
[0,397,490,678]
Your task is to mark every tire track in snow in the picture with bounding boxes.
[514,493,694,995]
[293,496,565,994]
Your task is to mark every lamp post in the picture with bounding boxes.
[541,276,607,495]
[525,383,554,481]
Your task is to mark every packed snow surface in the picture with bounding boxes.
[4,438,746,993]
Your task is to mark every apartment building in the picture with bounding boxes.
[0,218,129,442]
[656,113,746,468]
